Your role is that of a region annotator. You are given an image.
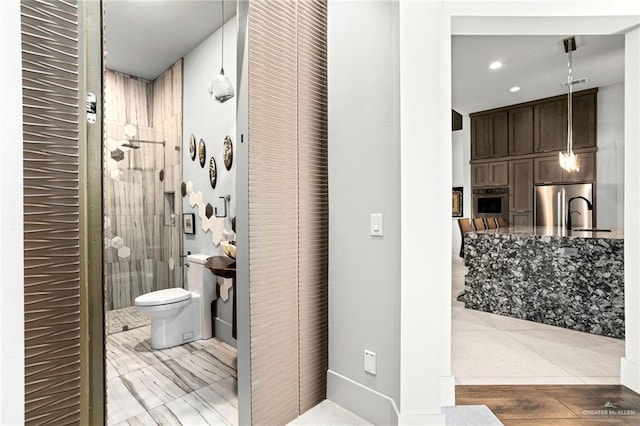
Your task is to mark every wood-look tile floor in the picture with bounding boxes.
[106,326,238,425]
[457,385,640,425]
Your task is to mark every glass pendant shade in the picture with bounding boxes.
[559,150,579,172]
[208,0,234,103]
[208,68,234,103]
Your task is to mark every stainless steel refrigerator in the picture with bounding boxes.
[534,183,594,229]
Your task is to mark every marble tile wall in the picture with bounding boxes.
[104,61,183,311]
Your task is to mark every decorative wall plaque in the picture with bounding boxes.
[189,134,196,161]
[198,138,206,168]
[209,157,217,189]
[223,135,233,170]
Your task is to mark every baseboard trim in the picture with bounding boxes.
[327,370,400,425]
[441,374,456,407]
[213,317,236,348]
[621,357,640,392]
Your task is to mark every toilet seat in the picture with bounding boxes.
[135,288,191,307]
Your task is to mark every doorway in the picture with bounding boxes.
[101,1,239,424]
[451,32,626,385]
[443,11,640,401]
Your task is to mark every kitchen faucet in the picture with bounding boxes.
[567,196,593,230]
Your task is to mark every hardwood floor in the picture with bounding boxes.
[457,385,640,425]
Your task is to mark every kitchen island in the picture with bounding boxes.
[464,226,624,338]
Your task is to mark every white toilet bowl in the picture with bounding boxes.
[135,287,202,349]
[134,254,216,350]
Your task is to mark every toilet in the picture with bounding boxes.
[134,253,216,349]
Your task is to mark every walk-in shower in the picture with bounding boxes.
[103,66,183,334]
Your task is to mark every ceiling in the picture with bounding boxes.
[104,3,626,112]
[104,0,236,81]
[452,35,625,114]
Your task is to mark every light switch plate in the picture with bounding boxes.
[364,349,377,374]
[370,213,383,237]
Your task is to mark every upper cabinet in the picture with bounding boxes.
[509,106,533,155]
[534,99,565,153]
[572,91,597,149]
[472,161,508,187]
[534,151,596,184]
[471,111,508,159]
[471,88,597,160]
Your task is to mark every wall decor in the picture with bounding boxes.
[209,157,217,189]
[189,134,196,161]
[223,135,233,170]
[198,138,206,168]
[183,213,195,234]
[452,186,463,217]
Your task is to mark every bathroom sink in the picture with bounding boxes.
[573,228,611,232]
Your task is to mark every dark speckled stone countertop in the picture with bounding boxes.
[464,226,624,338]
[471,225,623,240]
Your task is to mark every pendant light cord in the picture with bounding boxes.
[220,0,225,74]
[567,50,573,152]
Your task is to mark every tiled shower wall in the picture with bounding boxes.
[104,61,183,311]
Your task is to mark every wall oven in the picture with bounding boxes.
[472,187,508,219]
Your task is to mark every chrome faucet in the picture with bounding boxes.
[567,196,593,230]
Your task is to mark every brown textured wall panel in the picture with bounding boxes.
[248,0,328,423]
[21,0,81,424]
[248,0,300,424]
[297,0,328,414]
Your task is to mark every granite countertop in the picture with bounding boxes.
[471,225,623,240]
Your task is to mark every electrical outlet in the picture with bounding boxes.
[364,350,377,375]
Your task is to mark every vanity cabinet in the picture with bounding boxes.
[534,151,595,184]
[471,111,508,159]
[472,161,508,187]
[509,106,533,155]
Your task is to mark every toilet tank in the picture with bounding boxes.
[186,254,215,294]
[186,254,217,340]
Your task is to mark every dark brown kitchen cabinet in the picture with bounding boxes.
[565,151,596,182]
[472,161,508,187]
[471,112,508,160]
[533,90,597,154]
[509,211,533,227]
[534,155,564,184]
[534,151,595,184]
[572,91,597,149]
[509,106,533,155]
[509,159,533,211]
[534,99,566,153]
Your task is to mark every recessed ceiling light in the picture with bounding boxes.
[489,61,502,70]
[510,86,521,92]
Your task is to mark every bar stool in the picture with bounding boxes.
[485,217,498,229]
[457,218,473,258]
[473,217,486,231]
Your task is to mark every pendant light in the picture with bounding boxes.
[558,36,579,173]
[208,0,234,103]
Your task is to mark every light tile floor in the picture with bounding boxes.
[452,256,625,385]
[106,326,238,425]
[106,306,151,335]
